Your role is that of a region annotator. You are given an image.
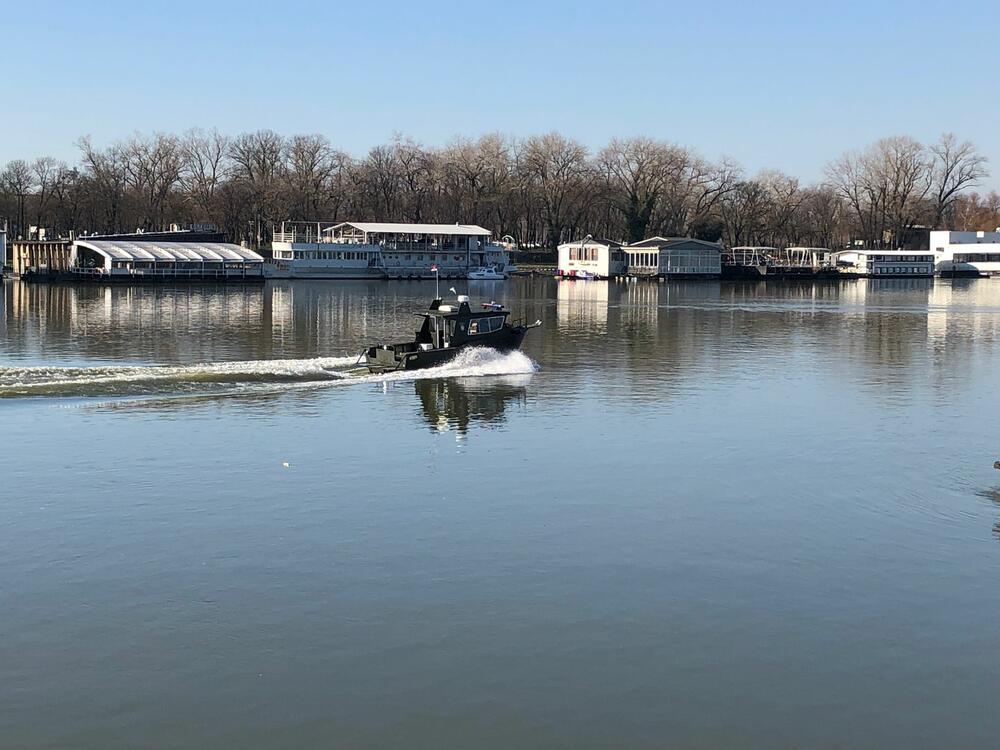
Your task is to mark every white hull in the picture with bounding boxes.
[264,263,383,280]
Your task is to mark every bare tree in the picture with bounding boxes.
[929,133,988,228]
[31,157,60,232]
[719,179,770,246]
[284,134,335,220]
[228,130,286,247]
[124,133,184,230]
[392,136,435,222]
[181,128,231,227]
[78,136,129,233]
[599,137,684,243]
[1,159,34,238]
[520,132,594,248]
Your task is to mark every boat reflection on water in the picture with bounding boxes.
[414,374,530,435]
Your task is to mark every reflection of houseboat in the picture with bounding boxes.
[268,221,511,280]
[556,276,609,333]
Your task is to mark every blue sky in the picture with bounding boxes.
[4,0,998,188]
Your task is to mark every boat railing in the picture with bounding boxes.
[70,266,262,278]
[273,229,335,244]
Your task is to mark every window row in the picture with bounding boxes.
[954,254,1000,262]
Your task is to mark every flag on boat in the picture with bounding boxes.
[430,264,438,272]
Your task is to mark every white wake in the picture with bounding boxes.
[0,349,537,399]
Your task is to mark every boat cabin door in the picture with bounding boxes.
[431,316,447,349]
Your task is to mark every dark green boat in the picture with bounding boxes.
[365,295,540,373]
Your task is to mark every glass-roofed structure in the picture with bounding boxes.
[72,240,264,279]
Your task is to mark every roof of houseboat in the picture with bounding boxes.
[324,222,491,237]
[75,240,264,262]
[627,237,723,249]
[559,237,622,248]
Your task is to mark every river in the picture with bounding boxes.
[2,277,999,749]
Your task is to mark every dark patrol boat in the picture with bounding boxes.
[364,294,540,373]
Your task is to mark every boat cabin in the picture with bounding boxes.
[413,296,510,351]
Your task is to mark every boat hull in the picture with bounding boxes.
[365,327,527,373]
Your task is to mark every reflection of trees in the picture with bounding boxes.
[414,375,529,435]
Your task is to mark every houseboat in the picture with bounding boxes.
[929,230,1000,277]
[267,221,511,280]
[556,237,626,279]
[832,250,934,277]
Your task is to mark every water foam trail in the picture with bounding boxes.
[0,349,537,399]
[0,355,362,398]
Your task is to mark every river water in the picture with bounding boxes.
[2,277,999,749]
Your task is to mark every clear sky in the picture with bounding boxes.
[3,0,998,188]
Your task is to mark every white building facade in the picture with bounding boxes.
[832,250,934,277]
[929,230,1000,276]
[557,238,626,279]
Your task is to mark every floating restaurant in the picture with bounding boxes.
[72,239,264,280]
[7,231,264,281]
[269,221,512,279]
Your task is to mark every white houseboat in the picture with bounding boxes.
[832,250,934,277]
[929,230,1000,277]
[557,237,627,279]
[624,237,723,278]
[267,221,511,280]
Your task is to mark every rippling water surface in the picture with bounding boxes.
[2,277,1000,749]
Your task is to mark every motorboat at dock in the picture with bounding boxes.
[468,265,507,280]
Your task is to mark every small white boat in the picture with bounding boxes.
[468,266,506,280]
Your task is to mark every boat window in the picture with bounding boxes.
[469,320,479,334]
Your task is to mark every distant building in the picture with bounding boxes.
[9,230,263,281]
[625,237,722,278]
[10,238,74,277]
[929,230,1000,277]
[557,238,626,279]
[832,250,934,277]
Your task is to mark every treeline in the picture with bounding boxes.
[0,130,995,250]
